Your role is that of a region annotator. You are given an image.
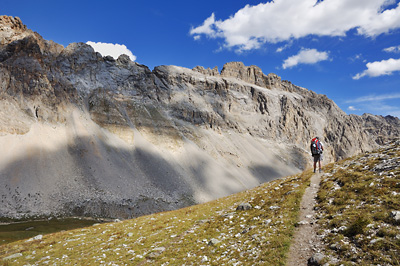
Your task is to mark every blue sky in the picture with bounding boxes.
[2,0,400,118]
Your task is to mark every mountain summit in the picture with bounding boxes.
[0,15,399,220]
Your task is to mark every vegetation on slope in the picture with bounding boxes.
[0,170,313,265]
[1,140,399,265]
[316,140,400,265]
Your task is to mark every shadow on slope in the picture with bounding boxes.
[0,119,304,220]
[0,132,195,220]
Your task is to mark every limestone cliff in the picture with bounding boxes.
[0,16,399,220]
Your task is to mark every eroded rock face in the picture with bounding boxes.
[192,65,219,76]
[0,16,28,45]
[0,15,399,219]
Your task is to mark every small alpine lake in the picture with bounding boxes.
[0,217,107,245]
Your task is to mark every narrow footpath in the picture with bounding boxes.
[287,173,323,266]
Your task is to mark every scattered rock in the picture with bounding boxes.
[146,247,166,259]
[201,255,209,262]
[390,210,400,223]
[26,234,43,242]
[221,213,235,219]
[297,220,308,225]
[370,238,383,245]
[269,206,280,210]
[329,243,338,251]
[307,253,325,266]
[3,253,23,260]
[208,238,221,246]
[236,203,252,211]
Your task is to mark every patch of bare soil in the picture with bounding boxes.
[287,173,322,266]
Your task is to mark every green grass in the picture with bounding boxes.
[0,170,313,265]
[316,141,400,265]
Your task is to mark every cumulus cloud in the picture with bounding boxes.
[282,48,330,69]
[86,41,136,61]
[383,45,400,53]
[190,0,400,51]
[353,58,400,79]
[190,13,219,39]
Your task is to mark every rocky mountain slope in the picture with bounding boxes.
[1,141,398,265]
[0,15,399,220]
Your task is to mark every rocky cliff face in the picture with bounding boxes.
[0,16,399,220]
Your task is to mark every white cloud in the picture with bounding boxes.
[353,58,400,79]
[86,41,136,61]
[190,13,219,39]
[349,54,363,62]
[345,92,400,118]
[282,48,329,69]
[276,41,293,53]
[345,93,400,103]
[190,0,400,51]
[383,45,400,53]
[276,47,284,53]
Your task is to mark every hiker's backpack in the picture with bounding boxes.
[310,138,322,156]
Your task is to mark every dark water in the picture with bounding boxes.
[0,218,102,245]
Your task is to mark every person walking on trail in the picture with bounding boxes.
[310,137,324,173]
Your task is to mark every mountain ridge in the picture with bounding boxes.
[0,15,399,220]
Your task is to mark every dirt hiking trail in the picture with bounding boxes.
[287,173,322,266]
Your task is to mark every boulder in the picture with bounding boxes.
[208,238,221,246]
[236,202,252,211]
[308,253,325,266]
[391,210,400,223]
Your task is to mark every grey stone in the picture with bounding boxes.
[3,253,23,260]
[146,247,166,259]
[390,210,400,222]
[208,238,221,246]
[236,203,252,211]
[26,234,43,242]
[221,213,235,219]
[308,253,325,266]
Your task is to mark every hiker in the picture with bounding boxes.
[310,137,324,173]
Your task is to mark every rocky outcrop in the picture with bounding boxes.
[0,16,28,45]
[192,65,219,76]
[0,15,399,220]
[221,62,269,88]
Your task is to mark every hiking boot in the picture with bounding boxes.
[319,169,323,173]
[313,169,316,173]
